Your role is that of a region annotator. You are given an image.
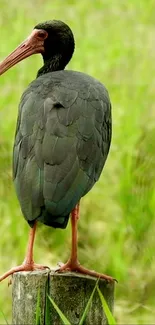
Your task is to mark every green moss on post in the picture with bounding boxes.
[12,270,115,325]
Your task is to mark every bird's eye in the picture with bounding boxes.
[38,30,48,39]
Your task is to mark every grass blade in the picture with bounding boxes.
[79,278,99,325]
[48,295,71,325]
[97,286,116,325]
[0,307,9,325]
[35,288,41,325]
[45,293,51,325]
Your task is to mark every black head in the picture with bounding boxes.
[35,20,75,64]
[0,20,75,77]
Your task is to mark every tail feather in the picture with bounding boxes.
[36,207,70,228]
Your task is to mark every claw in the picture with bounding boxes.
[56,260,116,282]
[8,278,12,287]
[0,262,49,283]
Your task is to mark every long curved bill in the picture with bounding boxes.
[0,29,47,76]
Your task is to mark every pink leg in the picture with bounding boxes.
[57,203,115,282]
[0,222,49,283]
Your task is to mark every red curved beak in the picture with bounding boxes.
[0,29,47,76]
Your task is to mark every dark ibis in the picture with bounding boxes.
[0,20,113,282]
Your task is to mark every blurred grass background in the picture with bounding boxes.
[0,0,155,323]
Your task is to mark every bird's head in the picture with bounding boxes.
[0,20,75,76]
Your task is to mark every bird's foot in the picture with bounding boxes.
[0,261,49,283]
[56,260,116,282]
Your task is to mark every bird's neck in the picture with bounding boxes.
[37,54,65,77]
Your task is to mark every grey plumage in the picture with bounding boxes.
[13,70,112,228]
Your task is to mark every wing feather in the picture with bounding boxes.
[13,71,112,227]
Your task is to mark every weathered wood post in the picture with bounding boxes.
[12,270,115,325]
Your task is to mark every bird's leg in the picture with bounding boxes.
[0,222,49,283]
[57,204,115,282]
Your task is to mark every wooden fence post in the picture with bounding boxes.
[12,270,115,325]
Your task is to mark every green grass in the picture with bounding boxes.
[36,279,115,325]
[0,0,155,323]
[47,295,72,325]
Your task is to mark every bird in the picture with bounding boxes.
[0,20,113,282]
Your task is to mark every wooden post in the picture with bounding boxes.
[12,270,115,325]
